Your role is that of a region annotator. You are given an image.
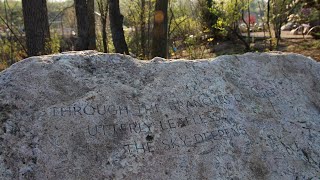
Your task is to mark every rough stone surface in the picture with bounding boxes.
[0,51,320,179]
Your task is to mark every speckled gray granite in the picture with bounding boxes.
[0,51,319,179]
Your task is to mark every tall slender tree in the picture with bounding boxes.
[266,0,273,50]
[147,0,153,58]
[109,0,129,54]
[152,0,168,58]
[271,0,302,48]
[22,0,50,56]
[97,0,109,53]
[140,0,146,58]
[74,0,96,50]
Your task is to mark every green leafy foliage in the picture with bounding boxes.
[0,1,26,71]
[96,31,114,54]
[50,32,61,54]
[199,0,225,38]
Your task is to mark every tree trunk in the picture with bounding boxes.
[87,0,96,49]
[140,0,146,58]
[266,0,273,50]
[102,19,108,53]
[247,0,251,44]
[241,9,250,51]
[22,0,50,57]
[74,0,88,50]
[97,0,109,53]
[147,0,152,58]
[275,23,280,47]
[151,0,168,58]
[109,0,129,55]
[74,0,96,50]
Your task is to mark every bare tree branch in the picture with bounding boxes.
[0,15,27,54]
[49,4,74,27]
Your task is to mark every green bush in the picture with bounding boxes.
[0,38,26,71]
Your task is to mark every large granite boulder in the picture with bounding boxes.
[0,51,319,179]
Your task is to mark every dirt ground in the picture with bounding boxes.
[279,39,320,62]
[211,38,320,62]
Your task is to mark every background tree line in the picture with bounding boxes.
[7,0,170,58]
[0,0,319,70]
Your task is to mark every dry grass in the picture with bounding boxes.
[212,38,320,62]
[0,63,8,72]
[279,39,320,62]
